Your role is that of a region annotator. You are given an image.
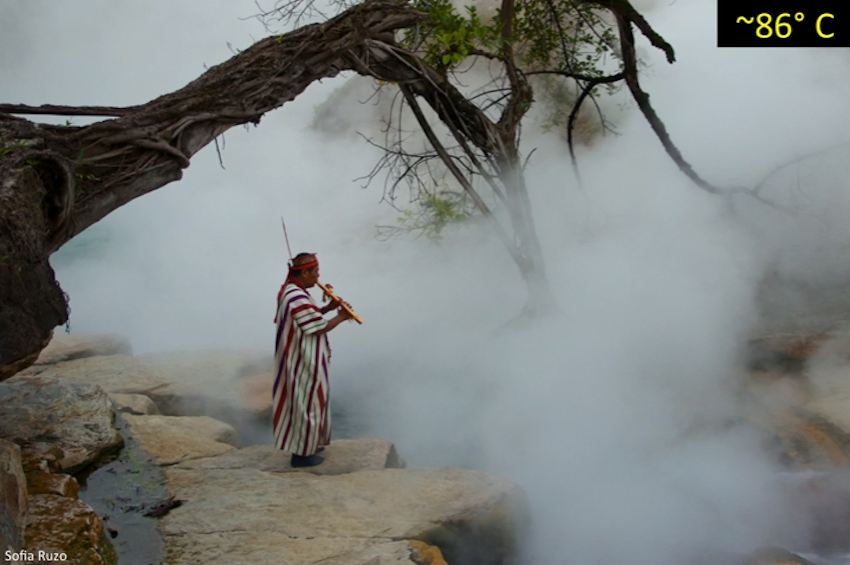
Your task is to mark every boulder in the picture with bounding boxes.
[240,370,273,418]
[30,333,132,367]
[25,494,117,565]
[110,393,160,416]
[175,439,403,475]
[161,464,524,565]
[0,376,123,473]
[0,438,27,553]
[121,414,240,466]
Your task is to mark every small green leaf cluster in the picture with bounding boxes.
[514,0,617,77]
[405,0,500,70]
[397,189,472,241]
[0,138,30,159]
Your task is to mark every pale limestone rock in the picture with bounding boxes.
[175,439,403,475]
[240,370,273,418]
[121,414,240,466]
[0,376,123,473]
[22,350,267,418]
[13,354,169,395]
[165,534,428,565]
[0,438,27,553]
[161,465,523,565]
[32,333,132,366]
[25,494,116,565]
[110,393,161,415]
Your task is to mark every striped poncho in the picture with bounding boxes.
[273,282,332,456]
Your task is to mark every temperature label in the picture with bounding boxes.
[717,0,848,47]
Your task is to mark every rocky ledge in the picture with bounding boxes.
[0,334,526,565]
[6,331,850,564]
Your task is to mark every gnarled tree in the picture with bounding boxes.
[0,0,777,378]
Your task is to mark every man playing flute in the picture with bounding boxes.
[273,253,352,467]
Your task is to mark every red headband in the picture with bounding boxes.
[289,259,318,271]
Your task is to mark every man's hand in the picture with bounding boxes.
[338,302,354,321]
[321,297,340,315]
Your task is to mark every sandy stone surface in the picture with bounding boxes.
[121,414,240,465]
[30,333,132,367]
[174,438,403,475]
[110,393,161,415]
[161,464,523,565]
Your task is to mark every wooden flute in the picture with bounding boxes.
[317,281,363,324]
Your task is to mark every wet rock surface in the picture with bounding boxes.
[76,415,167,565]
[25,493,117,565]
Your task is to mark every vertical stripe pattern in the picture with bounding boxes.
[273,283,332,456]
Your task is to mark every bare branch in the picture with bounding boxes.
[0,103,137,117]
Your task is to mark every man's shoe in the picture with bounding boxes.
[291,454,324,468]
[317,446,325,452]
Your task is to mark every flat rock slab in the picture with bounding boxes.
[161,466,523,565]
[175,439,403,475]
[20,350,267,417]
[165,535,440,565]
[121,414,240,466]
[31,333,132,366]
[0,376,123,473]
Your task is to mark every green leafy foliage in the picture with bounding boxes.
[514,0,618,76]
[404,0,500,71]
[397,189,473,241]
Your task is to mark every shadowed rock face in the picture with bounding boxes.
[0,438,27,553]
